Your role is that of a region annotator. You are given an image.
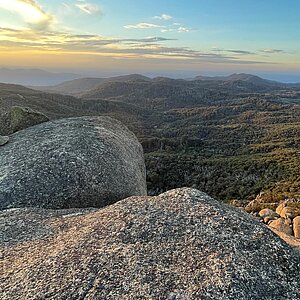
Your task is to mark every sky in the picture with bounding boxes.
[0,0,299,81]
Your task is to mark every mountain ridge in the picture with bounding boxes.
[0,68,81,86]
[31,74,151,95]
[31,73,300,96]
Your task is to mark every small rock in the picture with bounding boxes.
[280,206,298,219]
[269,218,293,236]
[0,135,9,146]
[264,216,278,224]
[259,208,274,218]
[285,218,292,225]
[276,202,286,216]
[294,216,300,239]
[259,208,278,223]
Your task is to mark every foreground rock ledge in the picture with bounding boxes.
[1,188,299,300]
[0,116,147,210]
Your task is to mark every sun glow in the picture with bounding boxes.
[0,0,51,27]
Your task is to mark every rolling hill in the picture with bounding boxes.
[79,76,299,110]
[194,73,281,85]
[32,73,298,97]
[33,74,151,95]
[1,78,299,204]
[0,82,151,135]
[0,68,80,86]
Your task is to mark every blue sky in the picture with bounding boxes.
[0,0,299,81]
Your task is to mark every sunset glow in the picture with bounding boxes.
[0,0,299,80]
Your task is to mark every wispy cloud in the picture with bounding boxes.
[124,23,162,29]
[0,0,53,30]
[259,49,284,53]
[75,0,101,15]
[0,27,268,65]
[212,48,255,55]
[213,47,287,56]
[125,15,193,34]
[161,26,193,33]
[152,14,172,20]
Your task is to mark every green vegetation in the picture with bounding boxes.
[0,79,299,204]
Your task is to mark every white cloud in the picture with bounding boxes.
[160,26,192,33]
[75,1,101,15]
[259,49,284,53]
[124,23,162,29]
[177,27,191,33]
[0,0,53,29]
[152,14,173,20]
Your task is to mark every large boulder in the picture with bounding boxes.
[1,188,299,299]
[0,116,146,210]
[0,106,49,135]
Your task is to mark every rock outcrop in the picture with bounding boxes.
[0,116,146,210]
[253,200,300,241]
[0,106,49,135]
[1,188,299,299]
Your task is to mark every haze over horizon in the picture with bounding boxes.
[0,0,299,82]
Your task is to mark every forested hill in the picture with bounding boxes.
[1,77,299,204]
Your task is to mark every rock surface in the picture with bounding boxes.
[294,216,300,239]
[268,227,300,248]
[258,208,278,223]
[276,202,286,216]
[1,188,299,299]
[0,135,9,146]
[280,206,299,219]
[245,198,300,240]
[0,116,146,210]
[0,106,49,135]
[269,217,293,236]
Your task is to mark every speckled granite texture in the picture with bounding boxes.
[0,116,147,210]
[1,188,299,299]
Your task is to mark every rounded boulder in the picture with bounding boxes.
[0,116,147,209]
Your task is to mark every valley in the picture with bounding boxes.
[1,74,299,205]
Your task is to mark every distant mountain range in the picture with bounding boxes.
[32,73,300,96]
[0,68,80,86]
[34,74,151,95]
[193,73,280,85]
[1,68,300,89]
